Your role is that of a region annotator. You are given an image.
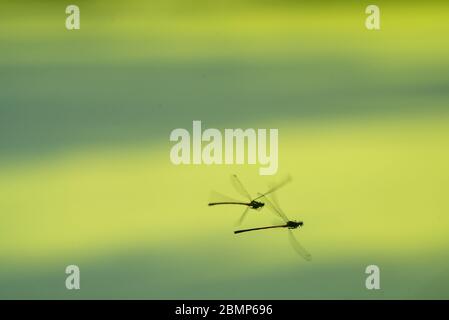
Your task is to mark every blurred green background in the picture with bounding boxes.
[1,0,449,299]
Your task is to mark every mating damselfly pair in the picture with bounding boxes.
[209,175,311,261]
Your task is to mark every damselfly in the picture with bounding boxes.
[208,174,291,225]
[234,192,312,261]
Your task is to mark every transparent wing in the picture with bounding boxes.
[258,193,289,223]
[268,185,281,209]
[253,175,292,200]
[230,174,252,201]
[288,230,312,261]
[209,190,243,204]
[236,206,250,226]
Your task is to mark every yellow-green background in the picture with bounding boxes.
[1,0,449,299]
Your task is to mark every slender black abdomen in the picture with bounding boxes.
[234,224,287,234]
[208,202,250,207]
